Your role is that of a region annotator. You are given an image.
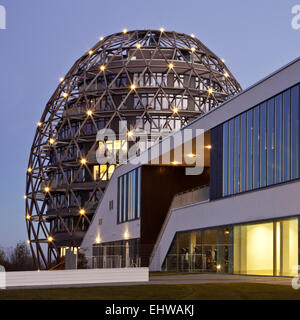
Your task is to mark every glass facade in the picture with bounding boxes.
[163,217,298,276]
[223,84,300,196]
[163,227,233,273]
[118,167,141,223]
[234,218,298,276]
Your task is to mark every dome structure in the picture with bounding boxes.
[25,29,241,269]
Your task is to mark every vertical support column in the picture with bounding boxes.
[228,226,233,274]
[217,229,225,272]
[125,241,130,267]
[189,232,196,272]
[298,217,300,277]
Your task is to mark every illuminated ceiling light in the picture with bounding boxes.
[217,264,221,270]
[80,158,87,165]
[123,28,128,34]
[187,153,196,158]
[59,77,64,82]
[190,34,195,38]
[37,122,43,127]
[100,65,106,71]
[47,236,54,242]
[208,88,213,95]
[136,43,142,49]
[171,161,180,165]
[26,215,31,220]
[130,84,136,90]
[224,72,229,78]
[127,131,134,137]
[27,168,32,173]
[205,145,212,149]
[49,138,55,145]
[62,92,69,99]
[95,236,101,244]
[44,186,50,193]
[123,232,129,240]
[88,50,94,55]
[172,107,178,114]
[168,63,174,69]
[79,209,86,215]
[225,229,230,235]
[86,109,93,116]
[160,27,165,32]
[190,47,196,53]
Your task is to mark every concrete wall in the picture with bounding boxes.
[150,180,300,271]
[3,268,149,288]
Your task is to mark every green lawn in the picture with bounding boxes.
[1,283,300,300]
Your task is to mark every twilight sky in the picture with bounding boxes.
[0,0,299,248]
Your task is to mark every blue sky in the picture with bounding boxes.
[0,0,299,248]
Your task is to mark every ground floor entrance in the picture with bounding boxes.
[162,216,299,277]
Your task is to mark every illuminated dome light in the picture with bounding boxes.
[59,77,64,82]
[79,209,86,215]
[190,34,195,38]
[168,63,174,69]
[130,84,136,90]
[88,50,94,56]
[100,65,106,71]
[37,122,43,127]
[123,28,128,34]
[127,131,134,137]
[26,215,31,220]
[49,138,55,145]
[208,88,214,95]
[160,27,165,32]
[136,43,142,49]
[172,107,179,114]
[44,186,50,193]
[190,47,196,53]
[80,158,87,165]
[86,109,93,116]
[47,236,54,242]
[27,168,32,173]
[224,72,229,78]
[62,92,69,99]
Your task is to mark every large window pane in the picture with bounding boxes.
[260,103,267,187]
[240,113,247,192]
[267,99,275,185]
[291,85,299,179]
[283,90,291,181]
[275,94,283,183]
[223,122,229,196]
[234,117,240,193]
[247,110,253,191]
[228,119,235,195]
[253,106,260,189]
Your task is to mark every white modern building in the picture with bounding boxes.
[80,57,300,277]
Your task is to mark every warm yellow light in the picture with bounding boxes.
[95,236,101,244]
[24,195,27,199]
[47,236,54,242]
[44,186,50,193]
[37,122,43,127]
[168,63,174,69]
[127,131,134,137]
[130,84,136,90]
[221,58,225,63]
[26,214,31,220]
[172,107,178,114]
[136,43,142,49]
[123,28,128,34]
[27,240,30,244]
[80,158,87,165]
[171,161,180,165]
[79,209,86,215]
[27,168,32,173]
[224,72,229,78]
[100,65,106,71]
[208,88,213,95]
[205,145,212,149]
[160,27,165,32]
[100,36,104,41]
[187,153,196,158]
[190,47,196,53]
[62,92,69,98]
[123,232,129,240]
[86,109,93,116]
[190,34,195,38]
[88,50,94,55]
[59,77,64,82]
[217,264,221,270]
[49,138,55,145]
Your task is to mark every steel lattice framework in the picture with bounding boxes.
[25,29,241,269]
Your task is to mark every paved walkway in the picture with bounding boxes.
[6,273,294,290]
